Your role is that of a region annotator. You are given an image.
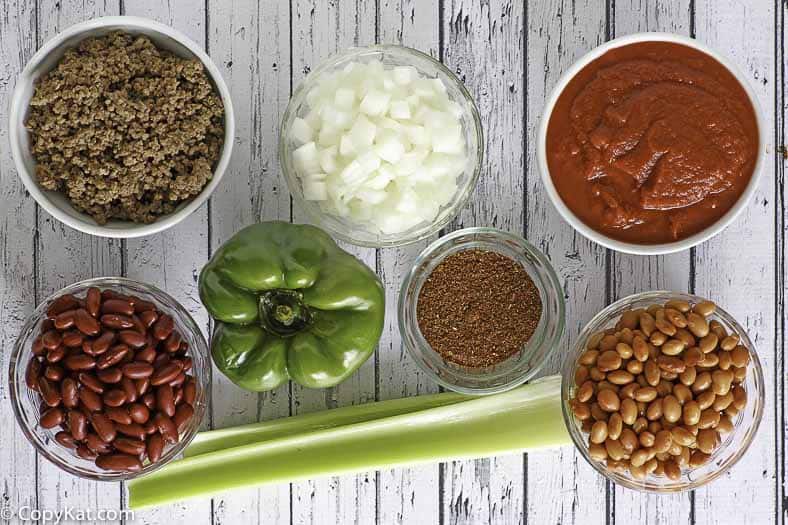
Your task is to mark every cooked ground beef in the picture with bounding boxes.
[26,32,224,224]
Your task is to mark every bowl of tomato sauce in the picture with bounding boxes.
[537,33,765,255]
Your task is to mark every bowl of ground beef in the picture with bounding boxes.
[9,16,234,238]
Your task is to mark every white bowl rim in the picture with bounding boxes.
[8,15,235,239]
[536,32,767,256]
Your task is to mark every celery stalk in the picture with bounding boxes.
[185,390,470,457]
[128,376,568,509]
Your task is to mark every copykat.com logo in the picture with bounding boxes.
[0,505,135,524]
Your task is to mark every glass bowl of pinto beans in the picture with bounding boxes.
[561,291,765,492]
[9,277,210,481]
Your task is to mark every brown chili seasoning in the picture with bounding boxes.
[416,249,543,367]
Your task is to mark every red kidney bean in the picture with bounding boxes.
[78,388,103,412]
[151,362,183,386]
[169,372,187,388]
[26,358,42,390]
[85,433,113,454]
[96,453,142,472]
[173,387,183,406]
[47,295,79,318]
[143,420,158,436]
[134,299,157,313]
[64,354,96,371]
[86,287,102,318]
[116,423,146,441]
[164,331,181,353]
[173,404,194,433]
[55,431,77,449]
[156,384,176,417]
[103,389,127,408]
[53,311,76,331]
[122,362,154,379]
[130,316,147,335]
[183,380,197,406]
[68,410,88,440]
[40,407,64,429]
[139,310,158,328]
[97,344,129,370]
[91,413,117,443]
[74,309,101,336]
[121,377,138,403]
[96,367,122,384]
[114,437,147,456]
[44,365,64,382]
[142,392,156,410]
[41,330,62,350]
[101,299,134,317]
[152,314,174,341]
[76,445,98,460]
[101,314,135,331]
[153,353,170,369]
[146,433,164,463]
[135,377,150,397]
[61,378,79,408]
[106,406,133,425]
[154,413,179,444]
[101,290,118,301]
[136,345,157,364]
[118,330,147,349]
[182,357,193,372]
[81,340,96,356]
[128,403,150,424]
[92,331,115,355]
[61,331,83,348]
[77,372,104,394]
[45,346,65,363]
[32,337,46,356]
[39,377,61,407]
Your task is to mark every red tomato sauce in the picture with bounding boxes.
[546,41,759,244]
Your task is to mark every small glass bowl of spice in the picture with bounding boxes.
[399,227,565,394]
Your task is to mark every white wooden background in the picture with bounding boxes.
[0,0,783,524]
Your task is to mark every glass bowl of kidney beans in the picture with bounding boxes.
[9,277,210,481]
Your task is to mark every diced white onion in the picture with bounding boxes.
[289,59,469,234]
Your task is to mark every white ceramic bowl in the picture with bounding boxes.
[537,33,766,255]
[8,16,235,238]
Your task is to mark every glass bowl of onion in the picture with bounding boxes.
[280,45,483,248]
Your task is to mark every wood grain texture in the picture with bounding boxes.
[439,1,527,524]
[207,0,293,523]
[288,1,378,524]
[33,0,124,518]
[120,1,212,522]
[0,1,784,523]
[376,1,441,523]
[693,2,780,524]
[610,1,694,523]
[0,2,38,524]
[524,1,608,524]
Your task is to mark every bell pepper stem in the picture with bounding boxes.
[259,289,311,337]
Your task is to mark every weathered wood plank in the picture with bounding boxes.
[375,1,441,524]
[206,0,292,523]
[33,0,124,517]
[121,0,211,522]
[439,1,526,523]
[693,2,779,524]
[611,1,694,523]
[0,1,38,523]
[288,1,378,524]
[524,1,608,524]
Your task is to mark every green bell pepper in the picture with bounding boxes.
[199,222,385,391]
